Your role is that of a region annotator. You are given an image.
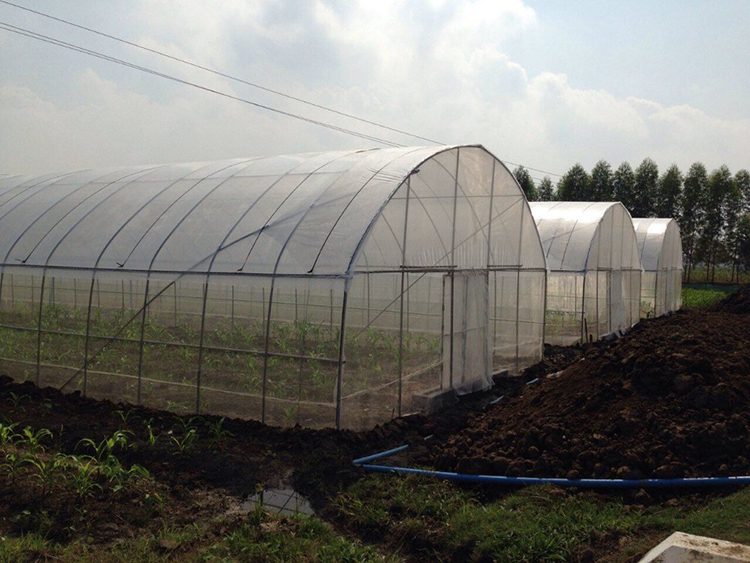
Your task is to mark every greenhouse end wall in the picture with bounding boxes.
[0,145,547,430]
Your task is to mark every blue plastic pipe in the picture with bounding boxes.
[353,444,410,465]
[359,463,750,489]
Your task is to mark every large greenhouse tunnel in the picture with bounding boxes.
[529,202,642,346]
[0,145,546,430]
[632,218,683,318]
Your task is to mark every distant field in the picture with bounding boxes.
[682,283,737,309]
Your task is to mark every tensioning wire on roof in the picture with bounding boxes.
[0,21,403,148]
[505,162,563,178]
[0,0,442,146]
[0,1,567,179]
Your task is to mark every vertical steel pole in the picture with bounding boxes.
[35,275,46,386]
[136,279,151,406]
[595,271,600,340]
[397,177,411,417]
[515,195,525,373]
[231,285,235,330]
[260,283,275,424]
[448,149,460,388]
[82,276,97,396]
[580,274,587,344]
[486,161,496,372]
[195,281,209,414]
[334,283,349,430]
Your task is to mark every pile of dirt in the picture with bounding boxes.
[712,284,750,314]
[419,309,750,480]
[521,343,586,380]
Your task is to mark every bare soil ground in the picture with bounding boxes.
[417,288,750,480]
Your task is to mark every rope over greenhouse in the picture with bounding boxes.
[0,145,546,429]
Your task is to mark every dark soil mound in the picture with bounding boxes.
[419,309,750,479]
[713,284,750,314]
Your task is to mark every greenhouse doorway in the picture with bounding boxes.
[442,271,490,393]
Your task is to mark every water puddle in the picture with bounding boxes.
[241,487,314,516]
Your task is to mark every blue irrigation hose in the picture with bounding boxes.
[353,444,410,465]
[359,463,750,489]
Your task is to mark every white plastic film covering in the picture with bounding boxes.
[632,218,683,317]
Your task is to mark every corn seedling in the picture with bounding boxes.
[26,454,66,498]
[1,452,26,482]
[7,392,30,409]
[0,422,19,447]
[207,418,231,448]
[99,457,149,491]
[67,455,102,499]
[77,430,131,463]
[20,427,53,455]
[143,418,159,447]
[170,428,197,456]
[115,408,139,427]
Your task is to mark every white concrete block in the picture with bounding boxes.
[639,532,750,563]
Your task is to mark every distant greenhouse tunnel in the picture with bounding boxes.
[0,145,547,430]
[632,218,683,319]
[529,201,643,346]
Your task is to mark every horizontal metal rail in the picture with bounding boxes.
[0,356,336,409]
[0,322,339,363]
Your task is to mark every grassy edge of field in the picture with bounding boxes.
[3,476,749,563]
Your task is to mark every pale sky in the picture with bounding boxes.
[1,0,748,180]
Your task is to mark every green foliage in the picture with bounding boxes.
[613,161,636,210]
[537,176,555,201]
[633,158,659,217]
[513,166,538,201]
[557,163,590,201]
[680,162,708,278]
[656,164,683,219]
[590,160,613,201]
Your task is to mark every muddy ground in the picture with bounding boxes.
[1,287,749,560]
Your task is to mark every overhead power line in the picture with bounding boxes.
[0,2,567,178]
[0,0,442,146]
[0,1,566,177]
[0,21,404,147]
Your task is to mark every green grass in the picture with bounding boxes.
[334,475,750,563]
[681,285,734,309]
[0,512,396,563]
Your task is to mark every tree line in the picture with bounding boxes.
[513,160,750,282]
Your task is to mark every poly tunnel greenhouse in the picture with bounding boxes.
[529,202,642,345]
[0,145,547,430]
[632,218,683,318]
